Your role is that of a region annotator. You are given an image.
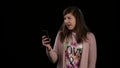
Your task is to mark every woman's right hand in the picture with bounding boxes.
[42,36,52,51]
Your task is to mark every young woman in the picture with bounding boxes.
[42,6,97,68]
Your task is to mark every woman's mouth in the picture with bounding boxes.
[66,24,72,29]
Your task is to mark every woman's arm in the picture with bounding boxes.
[88,32,97,68]
[46,31,61,63]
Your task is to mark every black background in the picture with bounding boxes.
[4,0,116,68]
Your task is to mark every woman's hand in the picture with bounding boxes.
[42,36,52,51]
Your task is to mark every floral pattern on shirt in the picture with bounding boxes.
[64,41,83,68]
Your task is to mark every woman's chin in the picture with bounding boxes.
[68,28,73,30]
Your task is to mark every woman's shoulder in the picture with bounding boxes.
[87,32,95,36]
[56,31,61,36]
[87,32,96,40]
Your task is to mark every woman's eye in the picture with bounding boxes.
[68,17,71,19]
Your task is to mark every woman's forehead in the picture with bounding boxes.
[64,13,74,17]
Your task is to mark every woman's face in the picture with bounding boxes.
[64,13,76,30]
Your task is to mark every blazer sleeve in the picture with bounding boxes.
[88,33,97,68]
[46,31,61,63]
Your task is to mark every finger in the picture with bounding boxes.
[44,41,50,44]
[42,39,50,45]
[42,36,46,39]
[42,42,50,46]
[42,37,49,41]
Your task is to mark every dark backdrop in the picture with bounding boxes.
[4,0,116,68]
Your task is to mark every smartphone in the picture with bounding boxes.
[41,30,50,42]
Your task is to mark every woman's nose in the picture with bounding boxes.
[64,19,69,24]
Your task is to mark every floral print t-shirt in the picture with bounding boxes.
[64,35,83,68]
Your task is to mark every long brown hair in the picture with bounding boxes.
[59,6,90,43]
